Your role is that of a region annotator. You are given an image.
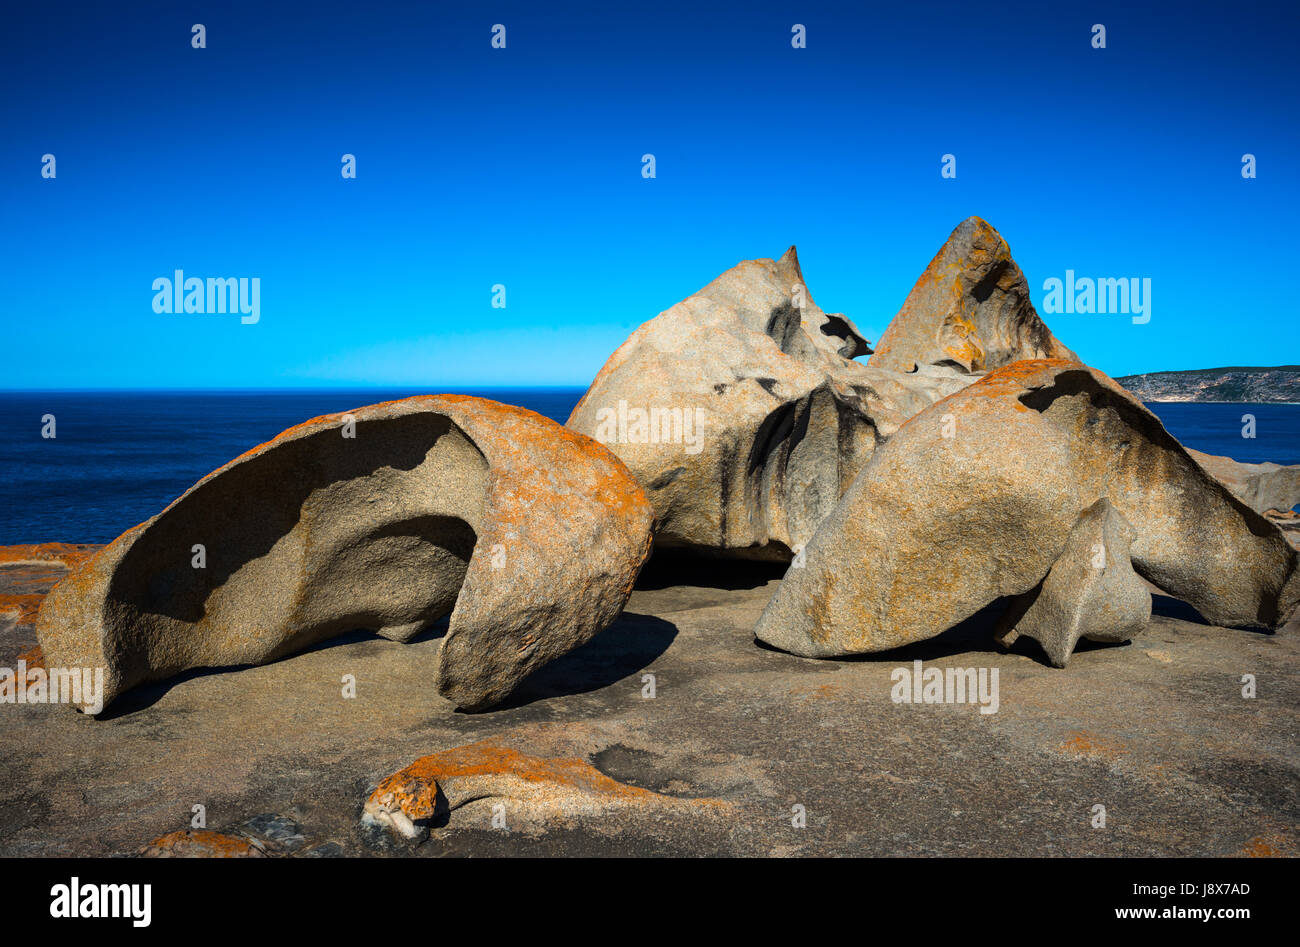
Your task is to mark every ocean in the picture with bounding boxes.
[0,391,1296,544]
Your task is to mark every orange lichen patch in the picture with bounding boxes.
[868,218,1078,374]
[942,340,982,367]
[15,644,44,669]
[0,543,98,570]
[893,359,1081,437]
[137,830,266,858]
[974,358,1076,393]
[1144,762,1173,787]
[377,742,662,810]
[1059,730,1128,762]
[806,567,838,646]
[0,594,44,625]
[791,682,844,701]
[1241,836,1286,858]
[365,741,727,836]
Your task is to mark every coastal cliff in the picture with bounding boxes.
[1115,366,1300,402]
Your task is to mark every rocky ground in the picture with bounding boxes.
[2,538,1298,858]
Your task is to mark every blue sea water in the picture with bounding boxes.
[1137,402,1300,466]
[0,389,586,545]
[0,392,1296,544]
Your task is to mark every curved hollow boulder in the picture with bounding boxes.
[755,360,1300,657]
[34,396,654,713]
[566,245,971,560]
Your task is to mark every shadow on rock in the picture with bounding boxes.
[97,621,454,719]
[756,597,1135,667]
[97,610,674,719]
[488,612,677,710]
[95,662,259,719]
[1150,593,1210,626]
[635,551,787,592]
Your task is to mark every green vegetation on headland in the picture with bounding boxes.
[1114,366,1300,402]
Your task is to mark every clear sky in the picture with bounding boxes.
[3,0,1296,388]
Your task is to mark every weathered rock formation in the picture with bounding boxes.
[994,498,1152,666]
[867,216,1077,374]
[567,246,976,560]
[755,360,1300,658]
[567,217,1080,561]
[1187,449,1300,514]
[362,741,728,841]
[34,396,653,714]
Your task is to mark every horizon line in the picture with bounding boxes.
[0,383,594,393]
[4,364,1298,394]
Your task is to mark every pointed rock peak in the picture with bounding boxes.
[947,216,1014,262]
[776,245,802,281]
[867,219,1077,374]
[954,215,999,240]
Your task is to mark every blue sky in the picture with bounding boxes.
[2,0,1296,388]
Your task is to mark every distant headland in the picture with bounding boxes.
[1115,366,1300,403]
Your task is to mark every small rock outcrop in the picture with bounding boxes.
[0,543,100,644]
[1187,449,1300,514]
[34,396,654,714]
[567,245,970,560]
[867,216,1077,374]
[362,741,728,840]
[755,360,1300,658]
[994,498,1152,666]
[137,830,267,858]
[0,543,99,570]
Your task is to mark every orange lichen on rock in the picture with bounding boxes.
[791,682,844,702]
[363,741,728,839]
[1059,730,1128,762]
[0,594,44,625]
[895,359,1090,437]
[136,830,266,858]
[867,217,1077,374]
[0,543,98,570]
[15,644,44,669]
[968,358,1076,396]
[1241,835,1285,858]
